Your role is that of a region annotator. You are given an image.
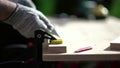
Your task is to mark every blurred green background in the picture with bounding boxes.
[32,0,120,19]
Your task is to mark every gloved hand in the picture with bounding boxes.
[10,0,36,9]
[3,3,58,38]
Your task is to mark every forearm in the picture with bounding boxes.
[0,0,16,20]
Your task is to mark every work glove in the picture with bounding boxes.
[10,0,36,9]
[3,4,59,38]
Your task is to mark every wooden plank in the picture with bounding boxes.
[42,17,120,61]
[48,45,66,53]
[43,44,67,53]
[42,39,66,53]
[43,53,120,61]
[110,37,120,50]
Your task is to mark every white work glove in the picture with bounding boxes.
[3,4,58,38]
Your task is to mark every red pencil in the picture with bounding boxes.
[74,46,92,53]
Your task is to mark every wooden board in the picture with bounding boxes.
[42,39,67,53]
[43,44,67,53]
[43,17,120,61]
[110,37,120,50]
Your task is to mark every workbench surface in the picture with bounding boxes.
[43,17,120,61]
